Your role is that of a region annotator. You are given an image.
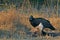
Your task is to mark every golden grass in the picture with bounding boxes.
[0,8,60,31]
[0,8,18,31]
[0,7,60,40]
[19,14,60,29]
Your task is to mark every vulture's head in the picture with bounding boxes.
[29,15,34,21]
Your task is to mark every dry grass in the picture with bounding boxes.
[0,8,60,40]
[0,8,18,31]
[19,13,60,29]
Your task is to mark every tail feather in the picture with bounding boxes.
[49,25,55,30]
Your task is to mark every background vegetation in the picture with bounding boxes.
[0,0,60,40]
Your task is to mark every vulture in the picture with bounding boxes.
[29,15,55,36]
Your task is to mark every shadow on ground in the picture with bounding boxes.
[47,32,60,37]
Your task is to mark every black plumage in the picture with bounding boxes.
[29,15,55,36]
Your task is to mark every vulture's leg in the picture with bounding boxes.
[41,30,46,36]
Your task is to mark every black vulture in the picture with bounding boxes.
[29,15,55,36]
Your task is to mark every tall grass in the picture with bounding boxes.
[0,4,60,31]
[0,1,60,40]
